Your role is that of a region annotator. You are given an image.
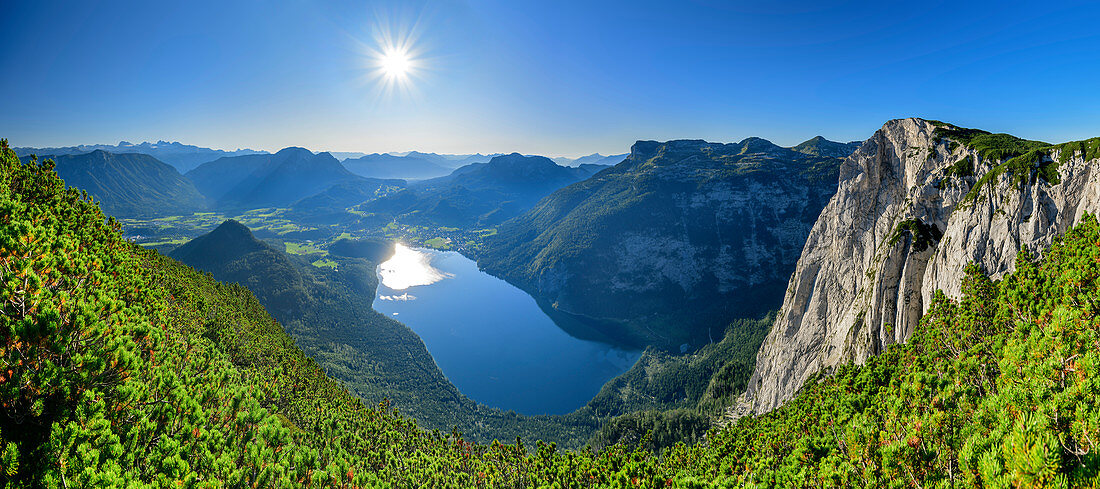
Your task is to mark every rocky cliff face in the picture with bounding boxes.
[739,118,1100,415]
[480,138,852,349]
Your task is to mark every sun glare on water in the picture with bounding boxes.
[378,244,452,290]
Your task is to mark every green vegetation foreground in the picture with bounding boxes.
[1,139,1098,486]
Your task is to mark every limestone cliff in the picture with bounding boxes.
[738,118,1100,415]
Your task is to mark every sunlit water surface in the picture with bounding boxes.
[373,244,640,415]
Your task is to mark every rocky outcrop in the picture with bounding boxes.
[739,118,1100,415]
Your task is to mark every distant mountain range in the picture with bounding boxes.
[185,147,362,209]
[14,140,267,173]
[340,151,628,180]
[16,139,628,184]
[339,152,507,180]
[15,142,604,222]
[355,153,609,227]
[552,153,629,167]
[14,138,637,175]
[404,151,500,169]
[13,138,849,234]
[478,137,855,348]
[342,153,456,180]
[20,149,206,217]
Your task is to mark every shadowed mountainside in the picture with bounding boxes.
[478,137,851,349]
[21,149,207,217]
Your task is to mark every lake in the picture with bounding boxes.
[372,244,640,415]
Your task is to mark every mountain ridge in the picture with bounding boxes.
[341,152,455,180]
[355,152,605,228]
[185,146,362,209]
[478,137,853,348]
[14,140,267,172]
[20,149,207,217]
[791,135,862,158]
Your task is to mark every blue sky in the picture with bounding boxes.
[2,0,1099,157]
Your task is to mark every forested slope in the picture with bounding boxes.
[586,314,774,452]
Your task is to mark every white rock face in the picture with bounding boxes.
[738,118,1100,415]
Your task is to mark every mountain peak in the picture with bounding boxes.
[15,140,269,173]
[629,140,661,158]
[792,135,861,158]
[487,153,557,168]
[185,148,357,208]
[170,219,269,268]
[275,146,313,157]
[737,137,781,154]
[209,219,255,241]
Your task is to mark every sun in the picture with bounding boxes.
[380,48,411,78]
[355,17,427,97]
